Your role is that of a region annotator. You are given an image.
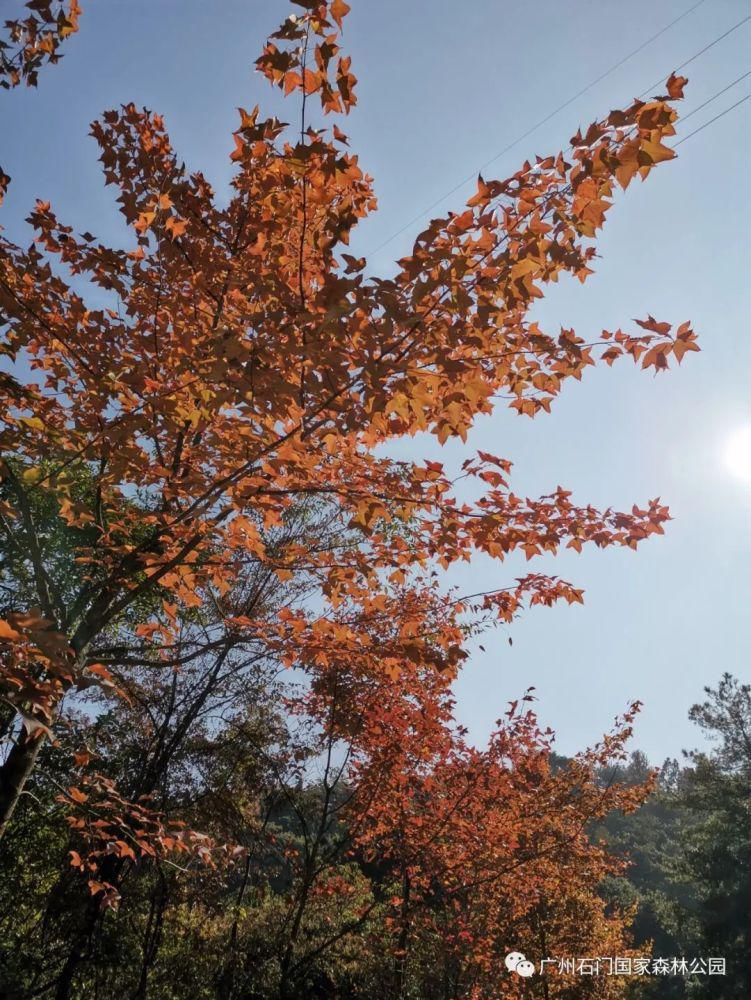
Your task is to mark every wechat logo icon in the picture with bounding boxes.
[505,951,536,978]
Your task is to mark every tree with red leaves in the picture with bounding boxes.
[0,2,698,996]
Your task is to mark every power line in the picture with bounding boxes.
[367,0,708,258]
[367,4,751,261]
[674,91,751,146]
[678,67,751,124]
[639,11,751,97]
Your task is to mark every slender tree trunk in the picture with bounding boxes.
[54,856,122,1000]
[393,869,411,999]
[133,878,167,1000]
[217,851,253,1000]
[279,875,313,1000]
[0,726,44,841]
[55,932,88,1000]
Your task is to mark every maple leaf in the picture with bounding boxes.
[330,0,351,30]
[666,72,688,100]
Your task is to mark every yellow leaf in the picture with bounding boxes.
[20,416,45,432]
[641,139,675,165]
[510,258,539,280]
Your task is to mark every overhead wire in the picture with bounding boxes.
[638,11,751,96]
[676,67,751,124]
[674,90,751,146]
[367,5,750,260]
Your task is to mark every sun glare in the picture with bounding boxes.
[723,426,751,484]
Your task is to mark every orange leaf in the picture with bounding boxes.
[666,73,688,100]
[330,0,351,29]
[0,620,23,642]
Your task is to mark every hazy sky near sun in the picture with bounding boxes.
[2,0,750,762]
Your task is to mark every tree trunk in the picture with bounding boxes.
[54,933,87,1000]
[393,869,410,999]
[0,725,44,842]
[54,856,123,1000]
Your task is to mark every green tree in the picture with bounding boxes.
[600,676,751,999]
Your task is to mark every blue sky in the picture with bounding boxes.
[2,0,750,762]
